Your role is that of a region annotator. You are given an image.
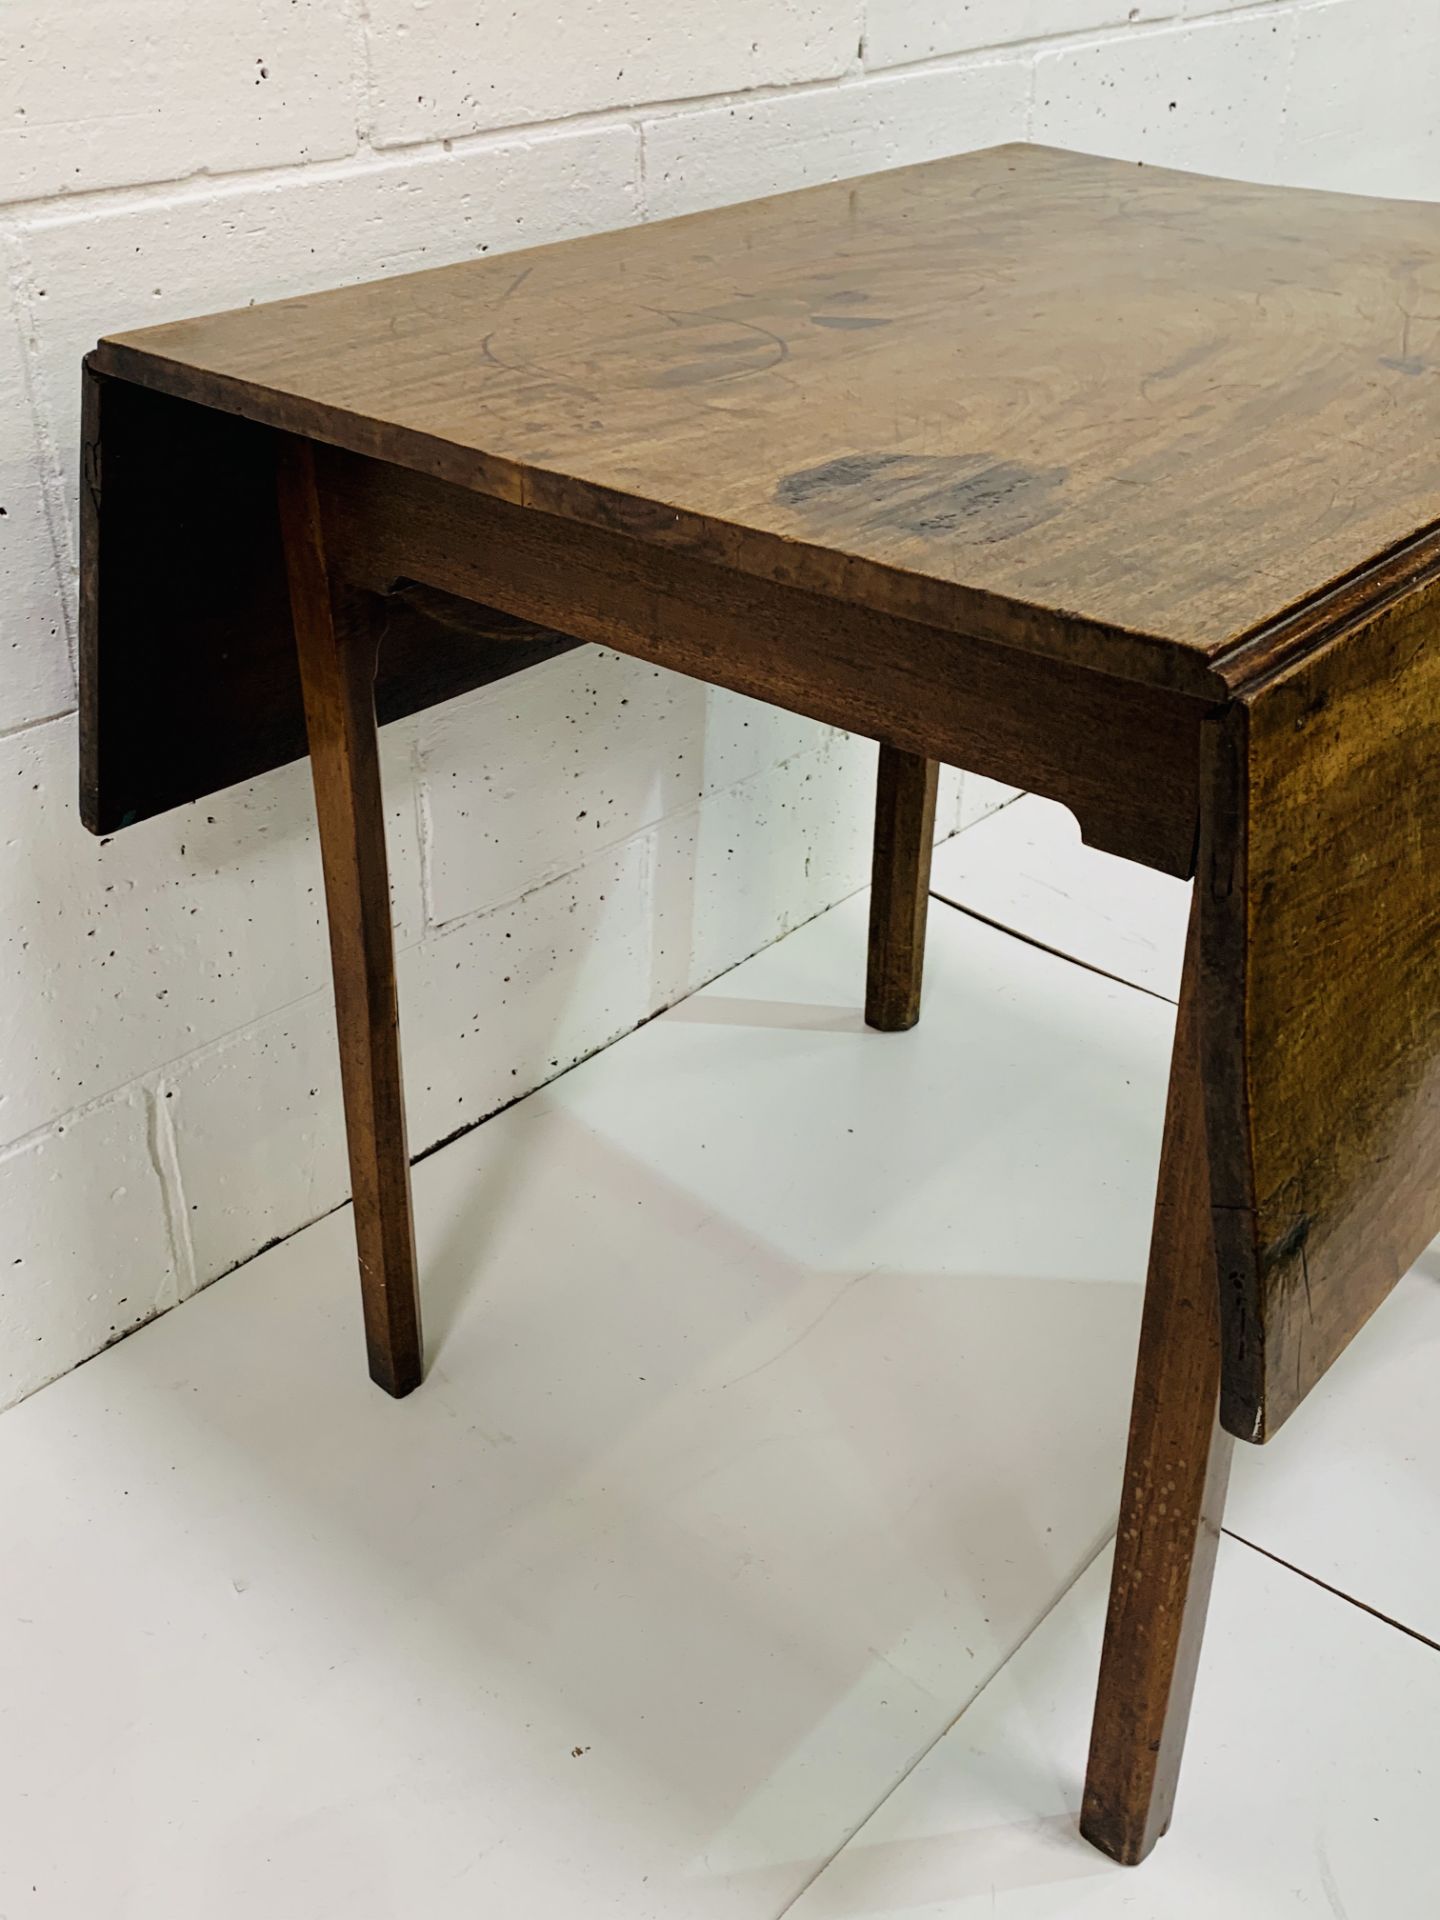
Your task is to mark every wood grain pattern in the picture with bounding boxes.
[90,145,1440,693]
[79,147,1440,1458]
[76,146,1440,1877]
[865,746,938,1031]
[320,447,1208,877]
[79,369,581,835]
[1082,901,1234,1863]
[277,438,423,1399]
[1201,575,1440,1441]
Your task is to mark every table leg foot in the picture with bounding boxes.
[865,744,938,1032]
[278,439,423,1399]
[1080,898,1233,1863]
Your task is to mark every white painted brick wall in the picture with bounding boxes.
[0,299,71,731]
[1032,13,1296,176]
[1282,0,1440,198]
[864,2,1175,72]
[364,0,862,148]
[0,1,357,202]
[1,0,1435,1409]
[642,54,1031,220]
[0,1088,180,1406]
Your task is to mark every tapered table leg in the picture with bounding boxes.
[1080,897,1233,1863]
[277,438,423,1398]
[866,744,939,1032]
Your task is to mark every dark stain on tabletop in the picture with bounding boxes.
[644,316,791,388]
[776,451,1069,546]
[1261,1212,1312,1269]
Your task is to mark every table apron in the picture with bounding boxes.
[322,447,1209,880]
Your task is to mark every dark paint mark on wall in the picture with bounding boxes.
[809,313,892,330]
[776,451,1069,546]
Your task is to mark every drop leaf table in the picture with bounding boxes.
[79,144,1440,1868]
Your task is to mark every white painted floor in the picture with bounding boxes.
[2,796,1436,1917]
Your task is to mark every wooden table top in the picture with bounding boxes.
[93,142,1440,695]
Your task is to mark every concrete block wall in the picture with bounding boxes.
[1,0,1435,1407]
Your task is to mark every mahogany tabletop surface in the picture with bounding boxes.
[92,142,1440,696]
